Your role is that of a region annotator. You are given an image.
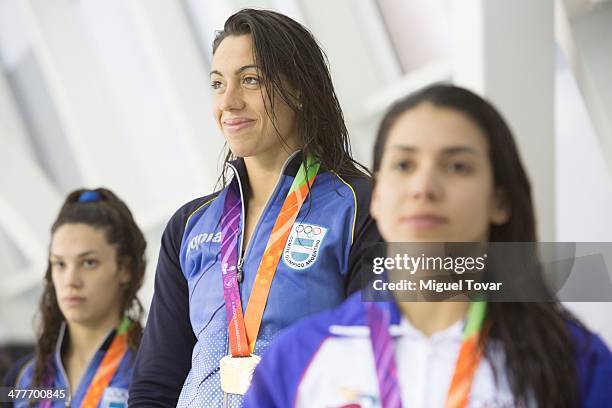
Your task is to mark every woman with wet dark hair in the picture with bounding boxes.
[244,84,612,407]
[129,8,380,408]
[5,188,146,407]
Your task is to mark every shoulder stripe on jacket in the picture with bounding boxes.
[333,172,357,244]
[184,196,218,229]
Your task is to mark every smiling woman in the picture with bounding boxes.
[210,35,300,164]
[129,8,381,408]
[4,188,146,408]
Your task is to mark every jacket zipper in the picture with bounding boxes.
[227,151,297,283]
[55,356,71,406]
[56,324,117,407]
[58,366,72,407]
[222,153,298,405]
[54,326,72,406]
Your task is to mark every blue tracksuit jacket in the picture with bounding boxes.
[10,323,135,407]
[129,153,380,407]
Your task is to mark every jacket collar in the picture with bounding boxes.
[225,150,304,198]
[55,322,117,354]
[328,296,465,340]
[53,322,118,380]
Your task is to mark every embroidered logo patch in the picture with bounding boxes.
[100,387,128,408]
[283,223,327,270]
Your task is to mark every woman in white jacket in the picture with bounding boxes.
[244,84,612,408]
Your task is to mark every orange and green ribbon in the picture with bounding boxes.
[445,301,487,408]
[221,155,319,356]
[80,317,130,408]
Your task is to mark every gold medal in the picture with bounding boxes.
[219,354,261,395]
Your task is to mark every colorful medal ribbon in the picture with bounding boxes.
[366,301,487,408]
[80,317,131,408]
[220,155,320,356]
[38,372,54,408]
[367,303,402,408]
[445,301,487,408]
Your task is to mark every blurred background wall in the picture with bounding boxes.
[1,0,611,356]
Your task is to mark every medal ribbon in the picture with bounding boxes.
[366,301,487,408]
[367,303,402,407]
[445,301,487,408]
[220,156,319,356]
[80,316,131,408]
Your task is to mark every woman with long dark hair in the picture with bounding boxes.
[244,84,612,407]
[129,8,379,407]
[6,188,146,407]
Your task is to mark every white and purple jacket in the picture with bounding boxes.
[244,292,612,408]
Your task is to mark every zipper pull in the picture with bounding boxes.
[237,258,244,283]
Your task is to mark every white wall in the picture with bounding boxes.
[556,54,612,345]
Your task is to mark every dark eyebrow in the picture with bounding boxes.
[388,145,481,156]
[388,145,417,153]
[441,146,481,156]
[210,64,260,77]
[50,250,98,259]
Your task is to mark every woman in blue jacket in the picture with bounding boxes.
[244,84,612,407]
[128,8,380,408]
[5,188,146,407]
